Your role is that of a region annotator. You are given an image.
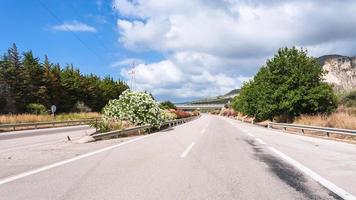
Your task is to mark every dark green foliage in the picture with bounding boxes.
[232,47,337,122]
[339,91,356,107]
[159,101,177,110]
[0,44,129,114]
[26,103,48,115]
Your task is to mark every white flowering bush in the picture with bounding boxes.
[161,110,178,121]
[102,90,165,127]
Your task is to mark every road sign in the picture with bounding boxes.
[51,105,57,114]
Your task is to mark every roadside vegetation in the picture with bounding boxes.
[294,92,356,129]
[0,112,100,124]
[0,43,128,114]
[92,90,199,133]
[231,47,337,122]
[222,47,355,130]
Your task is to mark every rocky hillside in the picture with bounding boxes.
[318,55,356,91]
[189,89,240,105]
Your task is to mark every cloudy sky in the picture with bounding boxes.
[1,0,356,102]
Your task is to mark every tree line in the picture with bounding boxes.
[232,47,337,122]
[0,43,129,114]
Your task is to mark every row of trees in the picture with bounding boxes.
[0,43,129,114]
[231,47,337,122]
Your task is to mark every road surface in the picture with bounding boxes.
[0,114,355,200]
[0,125,93,140]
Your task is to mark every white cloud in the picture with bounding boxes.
[112,0,356,100]
[120,59,249,99]
[52,21,97,32]
[110,58,144,68]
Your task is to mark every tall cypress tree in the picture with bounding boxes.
[6,43,24,113]
[22,51,46,107]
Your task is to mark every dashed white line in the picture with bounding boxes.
[255,138,267,145]
[268,147,356,200]
[180,142,195,158]
[0,134,154,186]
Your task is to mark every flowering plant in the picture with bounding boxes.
[102,90,165,127]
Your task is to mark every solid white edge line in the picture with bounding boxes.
[0,134,154,186]
[234,125,255,137]
[268,147,356,200]
[180,142,195,158]
[255,138,267,145]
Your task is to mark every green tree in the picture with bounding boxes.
[232,47,337,122]
[22,51,46,106]
[4,43,24,113]
[0,44,129,114]
[159,100,177,110]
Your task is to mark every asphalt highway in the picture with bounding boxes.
[0,114,355,200]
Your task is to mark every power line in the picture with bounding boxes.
[66,2,111,52]
[36,0,107,63]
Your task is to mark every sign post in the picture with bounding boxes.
[51,105,57,119]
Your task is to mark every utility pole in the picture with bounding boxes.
[128,62,136,90]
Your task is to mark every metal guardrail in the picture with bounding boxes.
[0,118,99,131]
[92,116,199,140]
[268,122,356,137]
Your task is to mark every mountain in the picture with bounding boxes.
[189,89,240,105]
[317,55,356,91]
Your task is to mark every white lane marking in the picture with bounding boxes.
[234,126,255,138]
[245,131,255,138]
[268,147,356,200]
[255,138,267,145]
[180,142,195,158]
[0,134,154,186]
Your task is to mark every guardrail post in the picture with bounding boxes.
[326,132,330,137]
[95,119,98,132]
[283,127,287,131]
[301,129,304,134]
[13,125,15,131]
[267,122,271,129]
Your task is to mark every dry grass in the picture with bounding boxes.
[294,112,356,130]
[0,112,100,124]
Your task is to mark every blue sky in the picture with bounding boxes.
[1,0,356,102]
[0,0,162,81]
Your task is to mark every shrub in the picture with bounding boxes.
[26,103,48,115]
[339,91,356,107]
[90,119,125,133]
[159,101,177,110]
[171,109,192,119]
[161,110,178,121]
[232,47,337,121]
[73,101,92,112]
[294,112,356,130]
[220,108,236,117]
[102,90,165,127]
[192,110,200,116]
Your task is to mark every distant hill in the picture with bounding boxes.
[317,55,356,91]
[189,89,240,105]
